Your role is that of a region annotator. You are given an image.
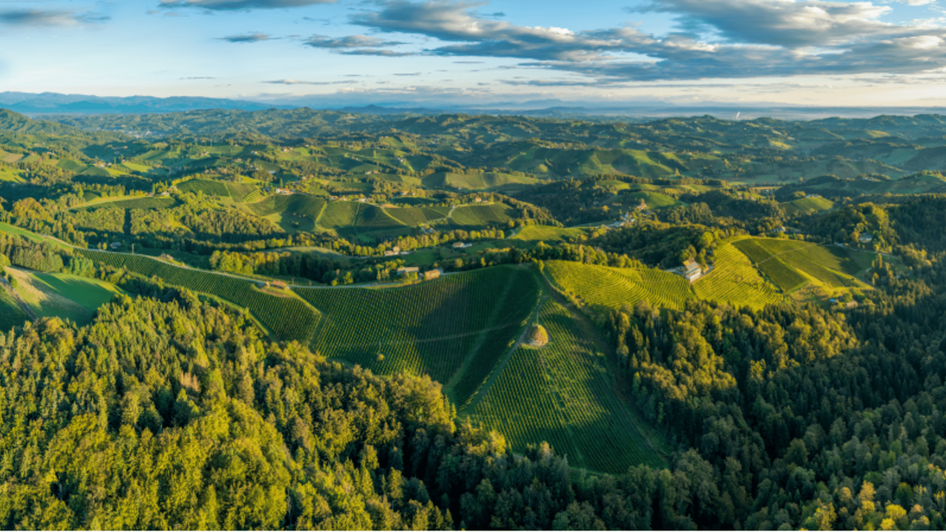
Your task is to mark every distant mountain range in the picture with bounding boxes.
[3,91,946,120]
[0,92,282,114]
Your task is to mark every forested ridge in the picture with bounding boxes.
[1,246,946,530]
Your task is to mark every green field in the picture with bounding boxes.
[298,267,541,402]
[6,268,124,325]
[733,237,870,291]
[510,225,587,244]
[423,171,539,190]
[693,242,784,309]
[0,222,71,250]
[467,299,664,473]
[544,261,694,312]
[0,286,28,330]
[78,250,321,343]
[450,203,515,227]
[246,194,327,233]
[0,167,23,182]
[780,196,834,215]
[624,191,682,209]
[178,179,231,198]
[32,272,124,311]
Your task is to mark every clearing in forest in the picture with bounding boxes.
[5,268,124,326]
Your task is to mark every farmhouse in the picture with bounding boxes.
[396,266,419,276]
[858,234,873,244]
[635,199,648,211]
[271,281,288,289]
[452,242,470,249]
[423,269,442,281]
[109,242,122,250]
[682,259,702,283]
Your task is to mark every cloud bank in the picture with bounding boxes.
[338,0,946,82]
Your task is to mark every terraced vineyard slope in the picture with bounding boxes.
[544,261,695,312]
[693,241,784,309]
[467,299,663,474]
[298,266,540,393]
[733,237,872,294]
[78,250,321,344]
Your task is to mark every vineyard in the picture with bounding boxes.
[298,266,540,389]
[78,250,321,344]
[544,261,694,312]
[467,300,664,474]
[733,238,808,292]
[318,201,363,229]
[383,206,431,227]
[178,179,230,198]
[741,238,869,289]
[693,242,784,309]
[247,195,327,220]
[450,203,515,227]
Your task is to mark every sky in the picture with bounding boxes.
[1,0,946,107]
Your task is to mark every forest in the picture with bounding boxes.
[5,108,946,529]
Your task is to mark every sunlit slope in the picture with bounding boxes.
[733,237,871,292]
[467,299,664,473]
[298,266,541,390]
[78,250,321,344]
[692,242,784,309]
[544,261,694,312]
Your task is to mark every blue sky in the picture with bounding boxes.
[1,0,945,107]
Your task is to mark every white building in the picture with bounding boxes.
[683,259,702,283]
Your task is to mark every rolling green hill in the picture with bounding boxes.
[298,266,540,399]
[544,261,694,313]
[510,225,587,244]
[466,299,664,473]
[693,241,784,309]
[733,237,871,294]
[422,171,539,190]
[6,268,124,326]
[0,286,28,330]
[77,250,322,344]
[449,203,516,227]
[780,196,835,215]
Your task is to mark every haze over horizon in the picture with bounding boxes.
[1,0,946,109]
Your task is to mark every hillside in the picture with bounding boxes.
[6,109,946,530]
